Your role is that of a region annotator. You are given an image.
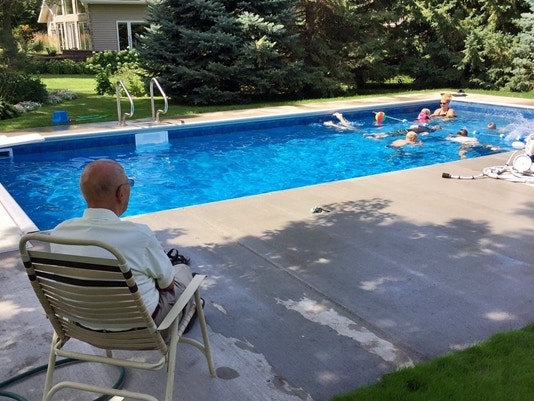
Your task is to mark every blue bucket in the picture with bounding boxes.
[51,110,69,124]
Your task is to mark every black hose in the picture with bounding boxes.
[0,358,126,401]
[442,172,485,179]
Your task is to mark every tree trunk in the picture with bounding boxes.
[0,0,21,68]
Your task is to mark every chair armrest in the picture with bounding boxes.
[157,274,205,331]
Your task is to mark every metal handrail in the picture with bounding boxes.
[116,80,134,126]
[150,78,168,123]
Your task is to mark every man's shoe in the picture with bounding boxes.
[166,248,191,265]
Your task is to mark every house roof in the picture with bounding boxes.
[37,2,51,24]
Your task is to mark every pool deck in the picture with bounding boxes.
[2,92,534,400]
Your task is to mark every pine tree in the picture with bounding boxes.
[140,0,308,105]
[508,0,534,91]
[140,0,242,105]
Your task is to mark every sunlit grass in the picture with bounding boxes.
[332,323,534,401]
[1,74,534,132]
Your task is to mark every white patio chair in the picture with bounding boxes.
[19,232,215,401]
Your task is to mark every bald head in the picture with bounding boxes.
[80,159,131,216]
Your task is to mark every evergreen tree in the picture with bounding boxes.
[291,1,398,94]
[458,0,528,89]
[392,0,469,88]
[392,0,529,89]
[140,0,242,105]
[507,0,534,91]
[232,0,308,101]
[140,0,308,105]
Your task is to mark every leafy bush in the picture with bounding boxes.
[0,99,22,120]
[46,59,87,74]
[29,39,45,53]
[12,24,35,53]
[0,70,48,104]
[111,66,147,97]
[24,57,48,74]
[86,50,148,95]
[23,57,89,75]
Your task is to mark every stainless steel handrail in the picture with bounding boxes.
[116,80,134,126]
[150,78,168,124]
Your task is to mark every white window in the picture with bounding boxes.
[117,21,147,50]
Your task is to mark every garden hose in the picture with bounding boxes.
[0,358,126,401]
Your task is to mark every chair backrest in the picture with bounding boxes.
[19,233,167,353]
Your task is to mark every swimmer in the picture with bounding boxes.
[324,112,358,131]
[433,93,456,118]
[447,128,478,143]
[364,128,408,140]
[389,131,422,148]
[447,128,480,159]
[487,122,497,129]
[416,108,431,123]
[409,124,442,135]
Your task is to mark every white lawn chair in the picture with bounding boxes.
[19,232,215,401]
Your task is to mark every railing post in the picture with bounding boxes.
[116,80,135,126]
[150,78,168,124]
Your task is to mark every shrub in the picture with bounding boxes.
[0,99,22,120]
[0,70,48,104]
[111,66,148,97]
[30,32,60,55]
[24,57,48,74]
[12,24,36,53]
[86,49,148,95]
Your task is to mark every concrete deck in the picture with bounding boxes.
[1,93,534,401]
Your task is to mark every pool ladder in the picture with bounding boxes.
[116,80,134,126]
[116,78,168,126]
[150,78,168,123]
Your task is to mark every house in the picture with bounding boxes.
[38,0,149,52]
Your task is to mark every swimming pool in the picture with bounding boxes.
[2,99,534,231]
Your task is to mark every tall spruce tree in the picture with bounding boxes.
[139,0,307,105]
[393,0,529,89]
[507,0,534,91]
[231,0,307,100]
[140,0,242,105]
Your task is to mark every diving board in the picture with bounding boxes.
[0,133,45,148]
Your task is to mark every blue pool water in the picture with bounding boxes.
[2,100,534,230]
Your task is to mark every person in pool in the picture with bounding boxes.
[447,128,479,159]
[409,124,442,135]
[433,93,456,119]
[323,112,358,131]
[416,108,432,123]
[389,131,422,148]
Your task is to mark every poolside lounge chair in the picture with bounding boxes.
[19,232,215,401]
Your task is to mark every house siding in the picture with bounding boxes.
[88,4,147,50]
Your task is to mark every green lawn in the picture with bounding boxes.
[333,323,534,401]
[4,74,377,131]
[1,74,184,130]
[8,74,534,132]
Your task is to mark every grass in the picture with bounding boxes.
[3,74,380,131]
[5,74,534,132]
[332,323,534,401]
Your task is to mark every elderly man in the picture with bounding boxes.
[51,159,197,337]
